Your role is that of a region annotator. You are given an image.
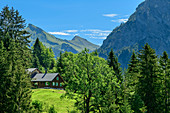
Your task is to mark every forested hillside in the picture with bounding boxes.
[26,24,99,57]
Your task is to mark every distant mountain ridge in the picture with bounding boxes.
[25,24,99,57]
[98,0,170,67]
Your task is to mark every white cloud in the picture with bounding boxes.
[82,29,111,39]
[81,29,111,33]
[81,29,101,32]
[112,18,128,23]
[48,32,70,36]
[64,30,78,33]
[74,33,79,36]
[103,14,118,17]
[90,37,107,39]
[97,33,109,36]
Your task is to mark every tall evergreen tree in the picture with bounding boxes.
[127,51,146,113]
[0,6,32,112]
[107,49,122,82]
[0,6,30,50]
[127,51,140,91]
[138,43,160,113]
[56,51,64,75]
[107,49,123,113]
[159,51,170,112]
[32,38,56,71]
[49,47,56,70]
[32,38,44,68]
[128,51,140,74]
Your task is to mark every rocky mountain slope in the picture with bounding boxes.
[26,24,99,57]
[98,0,170,67]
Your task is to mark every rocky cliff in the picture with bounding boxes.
[98,0,170,67]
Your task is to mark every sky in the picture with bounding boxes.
[1,0,144,46]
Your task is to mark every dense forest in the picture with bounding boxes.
[0,6,169,113]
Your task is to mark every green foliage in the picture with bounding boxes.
[32,100,43,112]
[32,89,76,113]
[61,49,120,112]
[137,43,161,113]
[107,49,122,83]
[56,51,65,75]
[48,105,57,113]
[126,51,147,113]
[0,6,32,112]
[159,51,170,112]
[32,38,56,71]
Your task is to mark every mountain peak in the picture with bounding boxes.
[72,36,85,41]
[25,24,99,57]
[98,0,170,67]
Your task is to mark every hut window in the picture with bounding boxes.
[52,82,55,86]
[56,77,59,80]
[34,82,38,85]
[45,82,49,86]
[56,82,58,86]
[60,83,62,87]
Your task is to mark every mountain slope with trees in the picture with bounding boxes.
[25,24,99,57]
[98,0,170,67]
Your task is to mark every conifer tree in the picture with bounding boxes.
[127,51,146,113]
[57,51,64,74]
[127,51,140,91]
[33,38,44,68]
[107,49,122,82]
[128,51,140,74]
[0,6,32,112]
[120,70,134,113]
[49,47,56,70]
[159,51,170,112]
[138,43,160,113]
[107,49,123,112]
[0,6,30,50]
[32,38,56,70]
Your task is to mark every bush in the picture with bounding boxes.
[48,105,57,113]
[32,100,43,112]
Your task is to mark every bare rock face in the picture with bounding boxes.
[98,0,170,67]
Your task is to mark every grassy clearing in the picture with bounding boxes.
[32,89,76,113]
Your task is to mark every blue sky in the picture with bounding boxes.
[1,0,144,45]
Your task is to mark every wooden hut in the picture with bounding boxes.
[31,73,64,89]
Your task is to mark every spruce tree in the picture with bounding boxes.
[33,38,44,68]
[0,6,32,112]
[108,49,122,82]
[138,43,160,113]
[57,51,64,75]
[127,51,139,92]
[127,51,146,113]
[49,47,56,70]
[32,38,55,70]
[128,51,140,74]
[159,51,170,112]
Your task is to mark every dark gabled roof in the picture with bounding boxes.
[26,68,42,73]
[31,73,62,82]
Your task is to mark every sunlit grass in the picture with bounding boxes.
[32,89,76,113]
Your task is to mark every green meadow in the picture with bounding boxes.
[32,89,76,113]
